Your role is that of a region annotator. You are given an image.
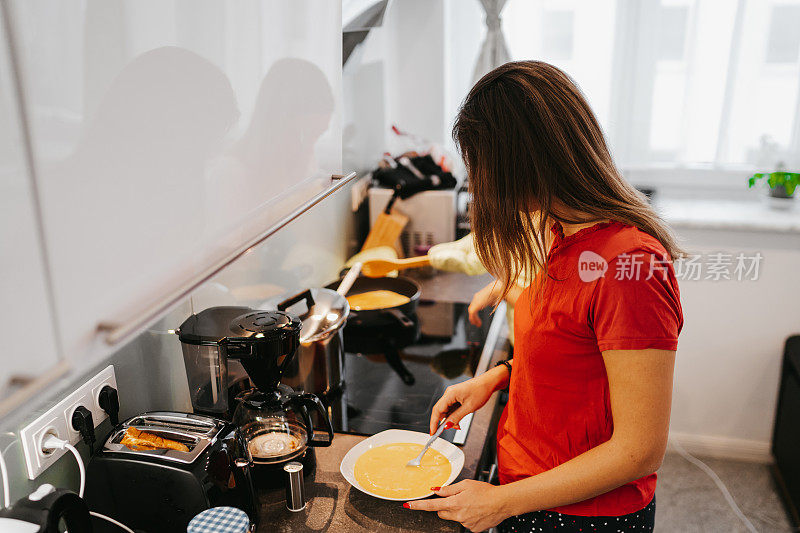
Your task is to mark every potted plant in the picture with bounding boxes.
[748,169,799,207]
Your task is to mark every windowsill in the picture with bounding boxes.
[653,197,800,234]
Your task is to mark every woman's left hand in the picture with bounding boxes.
[404,480,508,532]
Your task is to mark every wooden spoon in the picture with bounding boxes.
[361,256,431,278]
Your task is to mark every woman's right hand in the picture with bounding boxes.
[429,368,507,434]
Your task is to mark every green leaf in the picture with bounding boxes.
[748,173,765,188]
[768,173,778,188]
[746,171,800,191]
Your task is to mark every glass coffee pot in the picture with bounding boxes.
[234,385,333,465]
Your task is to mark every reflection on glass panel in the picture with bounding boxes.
[207,58,335,237]
[211,192,353,308]
[0,12,61,400]
[10,0,342,364]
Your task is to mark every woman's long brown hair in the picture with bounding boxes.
[453,61,683,297]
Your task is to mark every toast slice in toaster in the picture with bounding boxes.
[120,427,190,452]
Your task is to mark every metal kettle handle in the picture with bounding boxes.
[277,289,315,313]
[290,393,334,447]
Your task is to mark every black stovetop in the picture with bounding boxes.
[328,300,492,445]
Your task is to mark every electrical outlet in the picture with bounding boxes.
[63,391,91,442]
[25,417,68,475]
[19,365,117,479]
[90,367,117,420]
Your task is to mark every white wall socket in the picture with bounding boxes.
[19,365,117,479]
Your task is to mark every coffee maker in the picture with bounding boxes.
[178,306,334,486]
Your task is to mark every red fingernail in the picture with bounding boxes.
[403,502,410,509]
[444,421,453,429]
[431,486,441,491]
[453,424,461,430]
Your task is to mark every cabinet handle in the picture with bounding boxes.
[98,172,358,345]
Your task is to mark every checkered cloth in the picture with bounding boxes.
[187,506,251,533]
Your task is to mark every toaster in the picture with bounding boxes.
[84,412,258,533]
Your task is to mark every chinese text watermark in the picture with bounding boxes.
[578,251,763,282]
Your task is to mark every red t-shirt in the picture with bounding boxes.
[496,221,683,516]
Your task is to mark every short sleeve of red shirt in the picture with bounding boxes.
[590,251,683,352]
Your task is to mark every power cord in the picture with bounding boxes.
[41,435,84,499]
[41,434,134,533]
[64,443,85,498]
[89,511,135,533]
[746,509,800,532]
[669,438,758,533]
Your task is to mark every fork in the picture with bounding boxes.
[407,419,448,467]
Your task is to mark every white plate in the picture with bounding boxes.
[339,429,465,501]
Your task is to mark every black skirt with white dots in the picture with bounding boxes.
[497,497,655,533]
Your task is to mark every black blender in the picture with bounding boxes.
[178,306,334,487]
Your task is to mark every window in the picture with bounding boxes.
[491,0,800,182]
[504,0,616,127]
[541,10,574,60]
[765,5,800,63]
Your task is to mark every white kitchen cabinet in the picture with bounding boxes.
[7,0,342,366]
[0,7,62,406]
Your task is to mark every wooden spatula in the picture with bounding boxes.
[362,189,408,252]
[361,256,431,278]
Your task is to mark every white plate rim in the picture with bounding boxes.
[339,429,465,501]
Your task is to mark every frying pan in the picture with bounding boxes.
[325,275,421,385]
[324,275,420,328]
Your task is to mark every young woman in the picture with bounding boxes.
[404,61,683,532]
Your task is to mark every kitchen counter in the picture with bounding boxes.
[257,273,510,532]
[653,197,800,233]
